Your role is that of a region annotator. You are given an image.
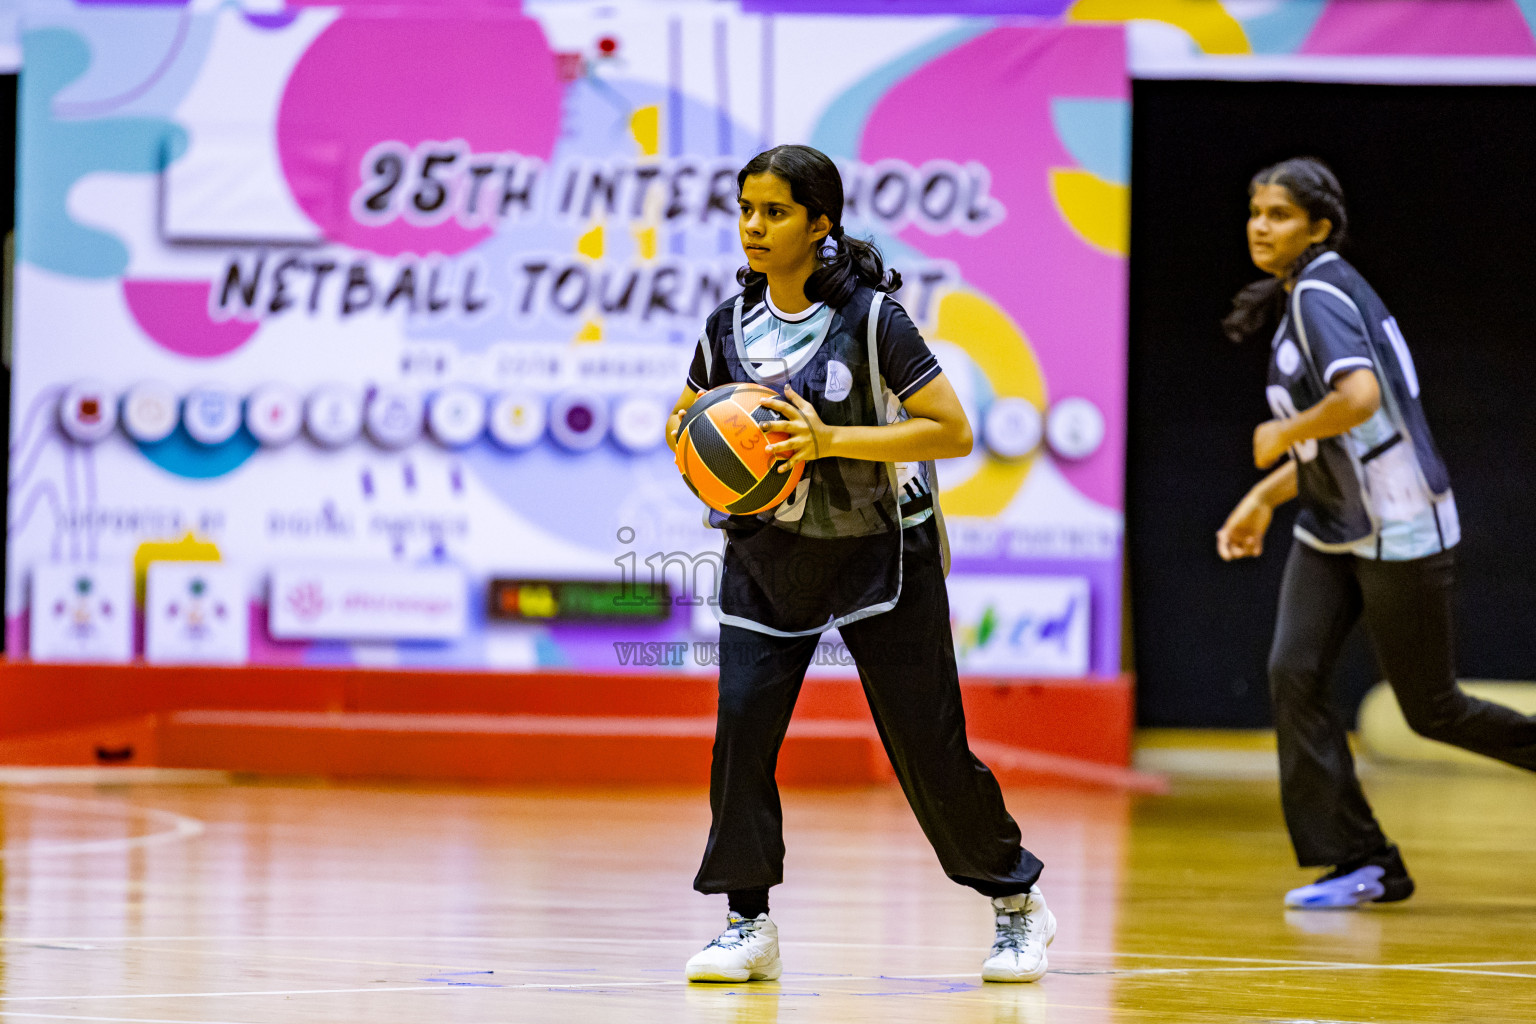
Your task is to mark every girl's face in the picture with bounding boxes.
[1247,183,1332,277]
[738,172,830,279]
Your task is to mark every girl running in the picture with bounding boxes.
[1217,156,1536,908]
[665,145,1053,982]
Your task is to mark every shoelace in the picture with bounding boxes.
[991,910,1033,953]
[707,917,757,950]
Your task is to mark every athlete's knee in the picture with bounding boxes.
[714,684,760,726]
[1400,693,1466,742]
[1267,650,1325,704]
[714,675,785,729]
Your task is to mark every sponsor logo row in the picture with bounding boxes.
[57,380,672,453]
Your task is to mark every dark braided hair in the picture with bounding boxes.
[735,145,901,308]
[1222,157,1348,344]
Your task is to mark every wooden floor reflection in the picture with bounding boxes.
[0,765,1529,1022]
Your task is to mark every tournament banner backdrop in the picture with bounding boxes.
[8,1,1128,676]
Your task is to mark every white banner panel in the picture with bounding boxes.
[145,561,251,665]
[945,575,1091,677]
[269,565,467,641]
[29,563,135,664]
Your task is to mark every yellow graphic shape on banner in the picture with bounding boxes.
[1050,169,1128,257]
[577,223,604,259]
[634,225,657,260]
[574,226,606,341]
[930,292,1046,517]
[134,532,220,604]
[631,105,660,156]
[1067,0,1251,55]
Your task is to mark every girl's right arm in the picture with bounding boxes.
[1217,460,1298,561]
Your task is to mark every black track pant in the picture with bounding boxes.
[693,522,1043,899]
[1269,542,1536,867]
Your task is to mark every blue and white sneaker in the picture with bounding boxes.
[1284,844,1415,909]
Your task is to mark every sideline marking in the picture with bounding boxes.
[0,1016,259,1024]
[1,956,1532,1006]
[4,934,1534,973]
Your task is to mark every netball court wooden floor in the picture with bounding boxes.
[0,763,1528,1023]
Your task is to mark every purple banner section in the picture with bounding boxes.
[741,0,1073,15]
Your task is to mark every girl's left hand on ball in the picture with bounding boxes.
[665,408,686,451]
[761,386,834,473]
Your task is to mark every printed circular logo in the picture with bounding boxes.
[611,395,666,453]
[823,360,853,402]
[305,386,364,448]
[1276,339,1302,377]
[246,384,304,447]
[58,381,118,444]
[183,386,242,446]
[488,392,547,450]
[427,386,487,448]
[1046,397,1106,461]
[121,381,179,444]
[548,391,610,452]
[982,397,1043,460]
[365,387,424,449]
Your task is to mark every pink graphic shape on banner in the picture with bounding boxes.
[123,280,259,358]
[248,603,309,666]
[1302,0,1536,56]
[283,0,522,6]
[861,26,1127,510]
[277,12,563,258]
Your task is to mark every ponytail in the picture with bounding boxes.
[734,145,901,308]
[1221,279,1286,346]
[806,225,901,306]
[1224,157,1347,345]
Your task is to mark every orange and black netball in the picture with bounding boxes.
[675,383,804,515]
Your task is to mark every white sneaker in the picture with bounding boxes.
[685,912,782,983]
[982,886,1056,983]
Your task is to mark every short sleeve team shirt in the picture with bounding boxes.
[688,290,943,528]
[1266,253,1459,560]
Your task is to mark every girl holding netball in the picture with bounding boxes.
[664,145,1053,982]
[1218,157,1536,908]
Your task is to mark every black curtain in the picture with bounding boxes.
[1127,80,1536,728]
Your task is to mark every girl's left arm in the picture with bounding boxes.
[763,375,973,472]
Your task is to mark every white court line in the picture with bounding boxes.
[0,981,688,1004]
[4,935,1534,973]
[1088,964,1536,980]
[85,941,1536,979]
[2,957,1533,1006]
[1409,965,1536,980]
[0,767,232,787]
[0,793,204,858]
[6,934,1524,963]
[104,943,580,976]
[0,1015,260,1024]
[0,986,483,1004]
